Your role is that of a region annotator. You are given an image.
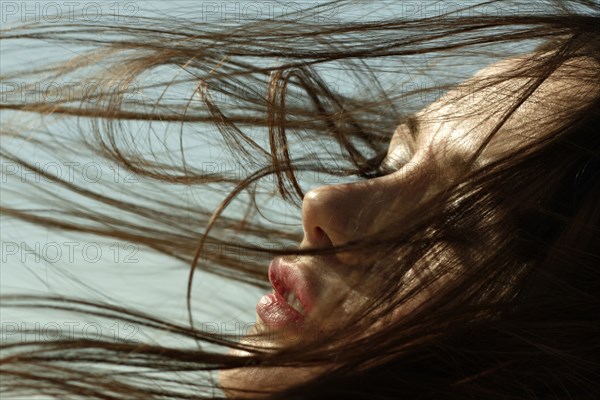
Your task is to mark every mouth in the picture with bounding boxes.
[255,257,316,329]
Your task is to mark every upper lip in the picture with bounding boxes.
[268,257,316,315]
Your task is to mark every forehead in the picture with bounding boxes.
[413,53,599,165]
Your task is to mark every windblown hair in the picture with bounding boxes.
[1,0,599,399]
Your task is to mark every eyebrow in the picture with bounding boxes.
[404,114,420,140]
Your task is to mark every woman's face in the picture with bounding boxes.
[219,54,598,396]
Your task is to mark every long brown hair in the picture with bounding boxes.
[1,0,599,399]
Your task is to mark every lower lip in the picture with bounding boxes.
[256,292,304,328]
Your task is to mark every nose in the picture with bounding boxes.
[300,161,435,261]
[300,183,376,265]
[301,183,371,250]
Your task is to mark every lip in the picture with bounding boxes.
[268,257,315,315]
[255,257,317,329]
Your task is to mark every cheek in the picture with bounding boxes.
[219,341,327,398]
[367,167,436,235]
[372,244,461,332]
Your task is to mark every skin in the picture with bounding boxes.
[219,53,599,397]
